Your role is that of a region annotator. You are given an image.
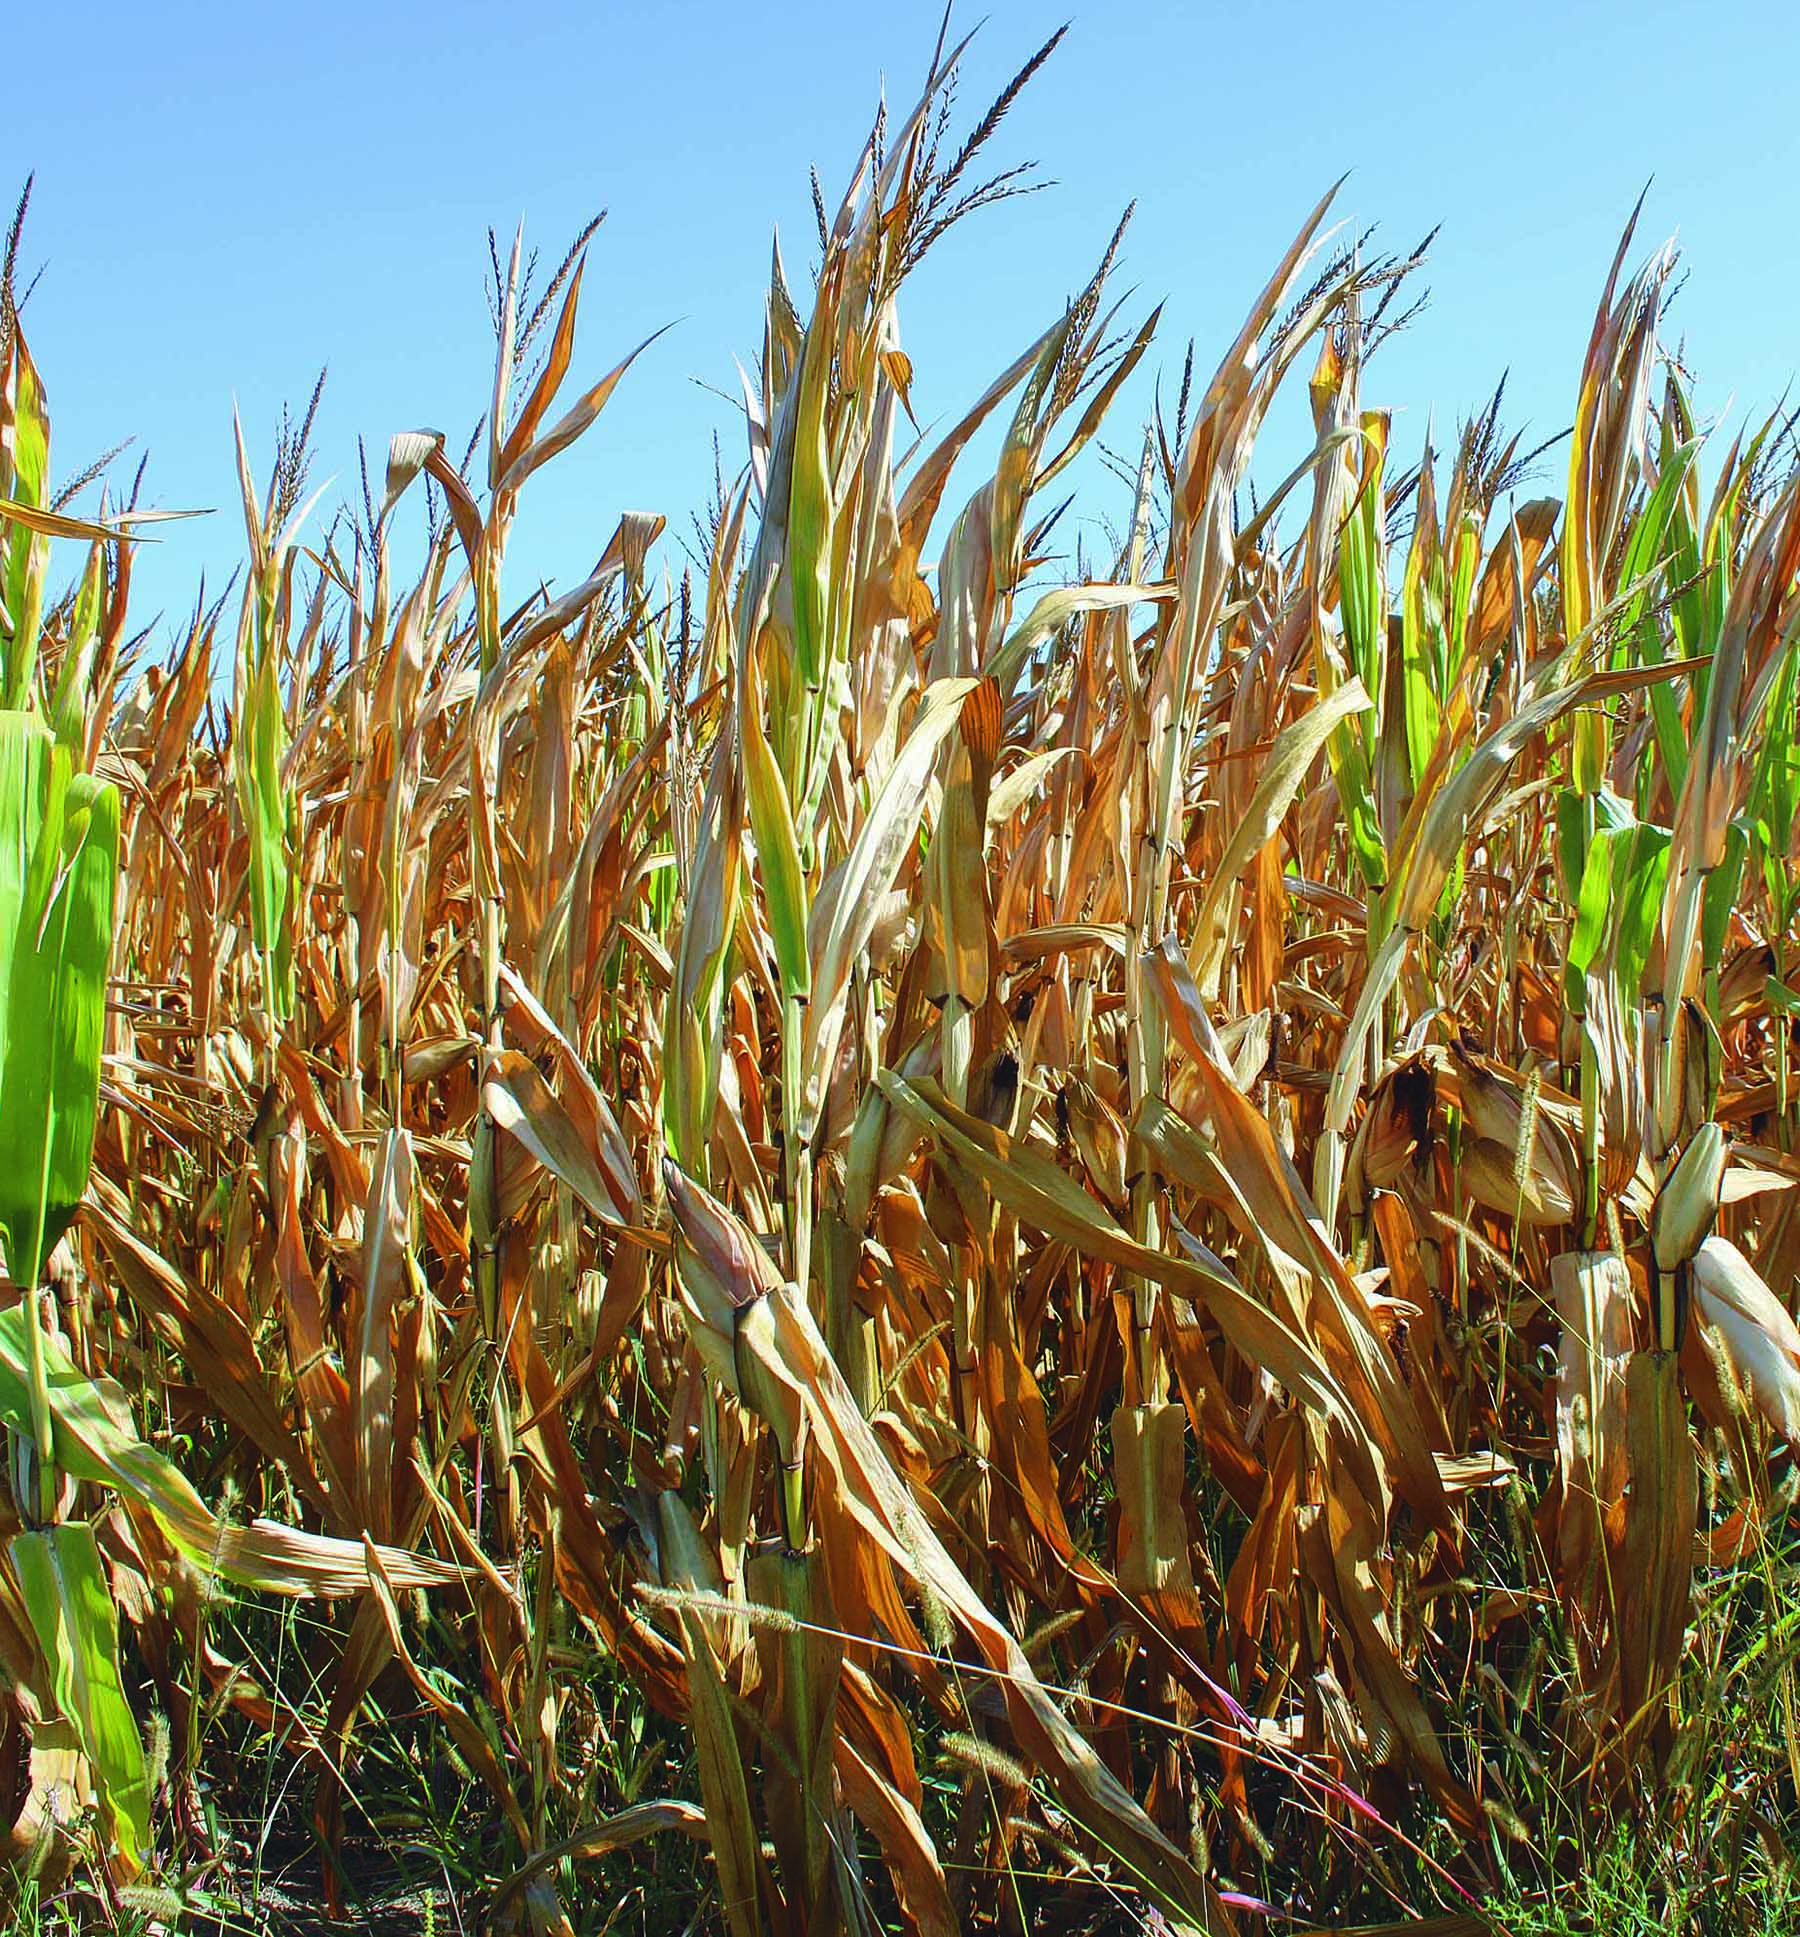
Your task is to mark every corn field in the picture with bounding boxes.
[5,26,1800,1936]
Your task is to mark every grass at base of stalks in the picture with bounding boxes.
[188,1582,716,1935]
[1463,1464,1800,1936]
[1486,1812,1800,1936]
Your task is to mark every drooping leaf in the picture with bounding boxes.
[11,1522,149,1872]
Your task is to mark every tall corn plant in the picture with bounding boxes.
[0,280,152,1888]
[658,35,1226,1929]
[227,389,329,1055]
[0,270,476,1885]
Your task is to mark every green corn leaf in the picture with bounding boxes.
[1,331,51,710]
[232,605,294,1019]
[1444,511,1481,678]
[1318,628,1387,890]
[1400,583,1445,791]
[741,689,810,1000]
[1337,419,1387,711]
[1767,976,1800,1019]
[1751,640,1800,908]
[0,712,119,1285]
[49,544,106,754]
[663,735,744,1170]
[1701,818,1750,975]
[1622,437,1705,804]
[1562,789,1664,1009]
[1644,667,1689,813]
[1615,822,1672,1000]
[1617,439,1701,652]
[1340,760,1387,889]
[249,646,290,950]
[1690,458,1748,724]
[10,1522,150,1871]
[1555,788,1589,906]
[1567,828,1624,1006]
[785,265,837,704]
[1658,373,1707,656]
[1399,440,1445,789]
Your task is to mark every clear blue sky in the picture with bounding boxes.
[10,0,1799,648]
